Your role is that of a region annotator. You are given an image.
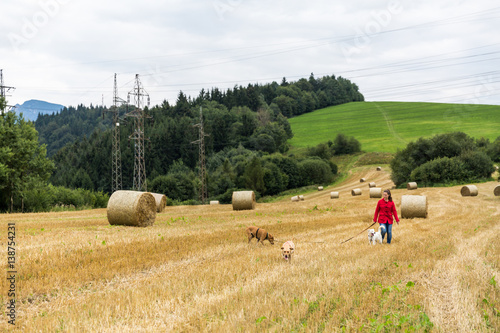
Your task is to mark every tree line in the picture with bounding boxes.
[0,74,364,211]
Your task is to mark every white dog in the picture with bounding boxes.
[368,225,385,245]
[281,241,295,262]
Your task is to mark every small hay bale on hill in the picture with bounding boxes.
[299,195,305,201]
[107,191,157,227]
[461,185,478,197]
[232,191,256,210]
[150,193,167,212]
[369,188,382,198]
[407,182,418,190]
[318,186,324,191]
[291,196,299,202]
[376,167,382,171]
[210,200,219,205]
[494,185,500,196]
[351,189,362,196]
[330,192,339,199]
[360,178,366,183]
[369,182,376,188]
[401,195,428,218]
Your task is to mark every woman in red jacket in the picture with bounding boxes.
[373,189,399,244]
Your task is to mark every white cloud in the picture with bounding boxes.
[1,0,499,107]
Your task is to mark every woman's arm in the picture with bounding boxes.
[392,202,400,223]
[373,201,381,222]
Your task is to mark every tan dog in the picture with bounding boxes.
[246,226,274,245]
[281,241,295,262]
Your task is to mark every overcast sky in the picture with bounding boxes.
[1,0,499,109]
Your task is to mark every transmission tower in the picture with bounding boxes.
[104,74,126,192]
[192,106,209,204]
[0,69,15,114]
[126,74,151,192]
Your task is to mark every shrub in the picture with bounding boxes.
[298,157,334,185]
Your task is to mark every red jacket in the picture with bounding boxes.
[374,199,399,224]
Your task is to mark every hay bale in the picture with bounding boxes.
[210,200,219,205]
[376,166,382,171]
[369,182,376,188]
[330,192,339,199]
[318,186,324,191]
[107,191,157,227]
[494,185,500,196]
[360,178,366,183]
[150,193,167,212]
[407,182,418,190]
[369,188,382,198]
[299,195,305,201]
[291,196,299,202]
[232,191,256,210]
[461,185,478,197]
[351,188,362,196]
[401,195,427,218]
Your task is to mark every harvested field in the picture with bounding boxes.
[1,167,499,332]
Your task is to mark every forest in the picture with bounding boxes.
[0,74,364,211]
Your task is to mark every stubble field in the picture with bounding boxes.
[1,167,499,332]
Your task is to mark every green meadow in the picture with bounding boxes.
[288,101,500,153]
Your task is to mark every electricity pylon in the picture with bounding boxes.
[104,74,126,193]
[192,106,209,204]
[126,74,151,192]
[0,69,15,114]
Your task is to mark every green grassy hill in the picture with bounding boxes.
[288,101,500,153]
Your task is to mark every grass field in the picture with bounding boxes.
[1,167,499,332]
[288,102,500,153]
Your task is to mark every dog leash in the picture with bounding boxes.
[340,221,377,244]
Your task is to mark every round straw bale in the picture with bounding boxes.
[369,182,376,188]
[494,185,500,196]
[407,182,418,190]
[360,178,366,183]
[369,188,382,198]
[318,186,324,191]
[376,166,382,171]
[232,191,256,210]
[351,188,362,196]
[461,185,478,197]
[210,200,219,205]
[107,191,157,227]
[401,195,427,218]
[150,193,167,212]
[291,196,299,202]
[330,192,339,199]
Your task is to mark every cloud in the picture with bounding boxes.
[1,0,499,107]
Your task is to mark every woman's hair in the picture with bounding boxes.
[384,189,393,202]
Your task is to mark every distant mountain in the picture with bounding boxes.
[13,99,65,121]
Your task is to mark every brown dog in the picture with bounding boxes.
[281,241,295,262]
[246,226,274,245]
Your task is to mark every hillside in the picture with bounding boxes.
[288,101,500,153]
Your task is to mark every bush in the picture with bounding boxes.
[392,132,495,186]
[410,157,467,184]
[332,134,361,155]
[298,157,334,185]
[149,174,196,202]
